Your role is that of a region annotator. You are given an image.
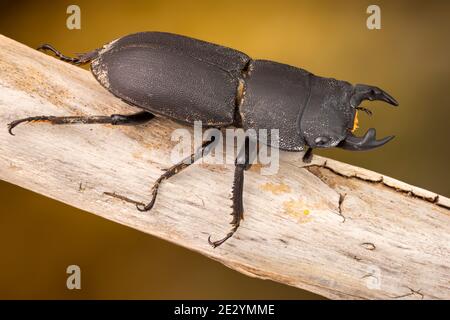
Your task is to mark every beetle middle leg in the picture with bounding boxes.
[208,136,254,248]
[136,132,219,212]
[8,111,155,135]
[302,147,313,163]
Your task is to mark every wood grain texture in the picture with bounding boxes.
[0,35,449,299]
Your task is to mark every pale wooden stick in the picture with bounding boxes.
[0,34,449,299]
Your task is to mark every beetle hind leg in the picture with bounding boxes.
[37,44,99,65]
[8,111,155,135]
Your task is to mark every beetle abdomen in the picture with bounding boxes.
[91,32,250,126]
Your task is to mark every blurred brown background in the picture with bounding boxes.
[0,0,448,299]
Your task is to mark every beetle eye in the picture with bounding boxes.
[314,136,330,146]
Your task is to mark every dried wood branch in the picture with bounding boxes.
[0,35,449,299]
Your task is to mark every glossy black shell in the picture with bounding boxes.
[90,32,355,151]
[91,32,250,126]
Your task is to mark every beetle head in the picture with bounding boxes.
[300,81,398,150]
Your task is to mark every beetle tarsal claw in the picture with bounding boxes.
[207,225,239,248]
[350,84,399,108]
[7,116,53,135]
[338,128,395,151]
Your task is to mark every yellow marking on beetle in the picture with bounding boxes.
[236,78,245,106]
[283,199,312,224]
[351,111,359,133]
[260,182,292,195]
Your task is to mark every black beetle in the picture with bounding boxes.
[8,32,398,247]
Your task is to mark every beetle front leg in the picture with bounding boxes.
[302,147,313,163]
[7,111,155,135]
[208,136,253,248]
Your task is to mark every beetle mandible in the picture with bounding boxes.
[8,32,398,247]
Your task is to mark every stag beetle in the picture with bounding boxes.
[8,32,398,247]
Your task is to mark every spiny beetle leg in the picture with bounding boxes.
[208,136,252,248]
[207,165,245,248]
[7,111,154,135]
[37,44,98,65]
[136,135,218,212]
